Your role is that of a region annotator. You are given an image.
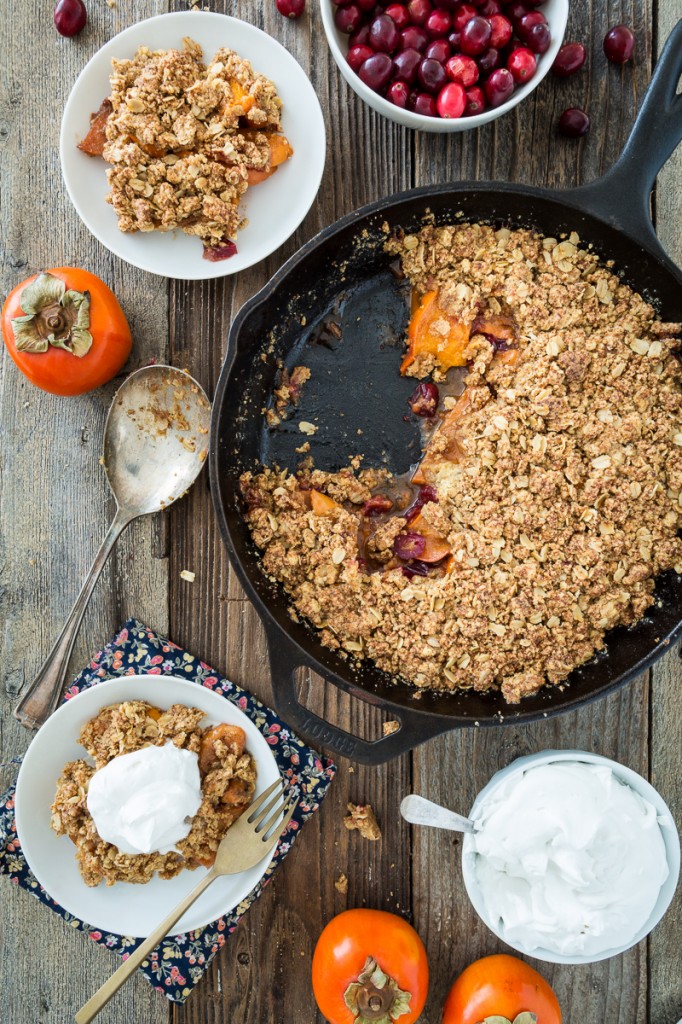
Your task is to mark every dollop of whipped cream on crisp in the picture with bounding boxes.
[472,761,669,956]
[86,743,202,856]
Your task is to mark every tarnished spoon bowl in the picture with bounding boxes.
[104,365,211,515]
[14,366,211,730]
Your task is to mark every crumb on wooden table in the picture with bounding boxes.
[344,802,382,841]
[335,873,348,894]
[180,569,196,582]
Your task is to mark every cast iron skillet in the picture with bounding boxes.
[210,21,682,764]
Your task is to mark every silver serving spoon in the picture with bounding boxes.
[14,365,211,731]
[400,794,480,834]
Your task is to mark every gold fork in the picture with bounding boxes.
[74,778,297,1024]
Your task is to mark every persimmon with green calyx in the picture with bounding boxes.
[2,268,132,396]
[442,954,561,1024]
[312,909,428,1024]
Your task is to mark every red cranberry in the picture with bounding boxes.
[335,4,363,32]
[426,38,452,61]
[524,21,551,54]
[418,56,448,91]
[54,0,87,36]
[357,0,377,9]
[347,44,375,70]
[478,0,501,14]
[412,90,439,115]
[433,0,458,7]
[385,2,411,28]
[516,10,546,40]
[333,0,354,5]
[485,66,514,105]
[401,24,430,49]
[370,13,401,52]
[387,79,411,106]
[276,0,305,16]
[349,23,371,45]
[477,46,501,73]
[446,53,479,85]
[394,532,427,560]
[488,13,512,48]
[447,30,462,47]
[460,16,492,55]
[558,107,590,137]
[507,46,536,81]
[552,42,586,77]
[504,0,531,22]
[408,381,440,415]
[452,3,478,30]
[404,484,438,522]
[393,47,423,81]
[359,52,395,90]
[407,0,433,25]
[362,494,394,516]
[464,84,486,113]
[425,7,451,34]
[437,81,466,116]
[604,24,635,63]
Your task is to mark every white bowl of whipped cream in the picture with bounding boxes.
[461,750,680,964]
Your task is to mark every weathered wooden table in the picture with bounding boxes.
[1,1,681,1022]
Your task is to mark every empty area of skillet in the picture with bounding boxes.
[214,186,682,727]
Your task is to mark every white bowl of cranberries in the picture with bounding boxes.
[321,0,568,130]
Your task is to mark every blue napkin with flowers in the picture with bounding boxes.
[0,619,336,1003]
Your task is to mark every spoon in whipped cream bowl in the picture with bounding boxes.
[14,365,211,731]
[400,794,480,834]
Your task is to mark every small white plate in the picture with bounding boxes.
[15,674,282,938]
[60,11,326,279]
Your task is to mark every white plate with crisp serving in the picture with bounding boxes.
[15,674,282,937]
[60,11,326,280]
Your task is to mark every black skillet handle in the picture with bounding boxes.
[563,18,682,252]
[266,630,454,765]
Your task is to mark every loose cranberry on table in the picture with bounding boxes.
[387,80,411,106]
[604,24,635,64]
[446,53,479,86]
[485,67,514,106]
[507,46,537,82]
[393,47,423,81]
[464,84,486,114]
[370,13,401,51]
[558,107,590,137]
[437,81,467,117]
[402,25,430,50]
[54,0,87,36]
[460,16,492,55]
[347,44,375,70]
[276,0,305,18]
[552,41,586,77]
[488,14,512,48]
[425,38,452,61]
[359,52,395,90]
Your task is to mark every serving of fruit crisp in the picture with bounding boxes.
[241,222,682,703]
[77,37,293,261]
[50,700,256,886]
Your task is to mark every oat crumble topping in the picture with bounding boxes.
[241,223,682,703]
[50,700,256,886]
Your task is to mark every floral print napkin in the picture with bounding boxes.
[0,619,336,1003]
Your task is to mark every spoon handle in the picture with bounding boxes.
[400,794,478,834]
[14,508,133,731]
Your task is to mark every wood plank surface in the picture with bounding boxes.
[1,0,680,1022]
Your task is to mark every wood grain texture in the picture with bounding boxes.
[0,2,169,1022]
[1,0,681,1022]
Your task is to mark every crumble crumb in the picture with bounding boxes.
[344,802,382,841]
